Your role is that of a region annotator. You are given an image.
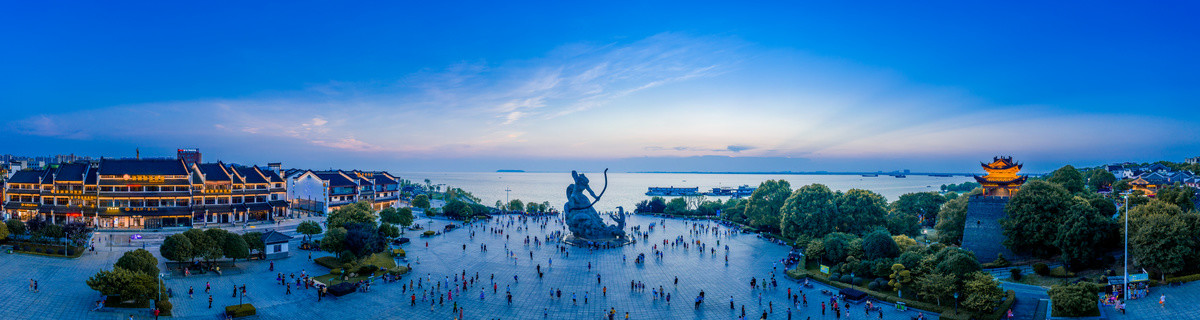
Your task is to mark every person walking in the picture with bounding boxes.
[189,286,194,299]
[208,295,213,309]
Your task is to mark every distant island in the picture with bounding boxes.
[496,169,526,172]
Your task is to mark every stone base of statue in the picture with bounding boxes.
[562,233,634,248]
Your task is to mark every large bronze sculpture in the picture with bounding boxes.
[562,169,628,245]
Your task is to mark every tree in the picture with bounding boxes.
[1054,198,1119,269]
[182,229,217,263]
[0,221,7,241]
[890,192,947,227]
[664,197,689,215]
[40,224,64,238]
[412,194,431,210]
[780,184,838,239]
[934,189,979,245]
[200,229,227,262]
[494,200,503,210]
[242,232,264,255]
[1130,209,1194,275]
[160,234,195,263]
[526,202,539,214]
[961,272,1005,313]
[916,273,958,306]
[328,201,378,229]
[320,227,348,255]
[508,199,524,212]
[821,233,856,264]
[343,223,386,259]
[378,223,401,239]
[1047,165,1085,194]
[1001,180,1071,258]
[888,264,913,292]
[886,212,920,237]
[933,249,982,278]
[296,221,323,242]
[87,268,160,304]
[892,234,918,252]
[1157,185,1197,212]
[442,200,475,218]
[5,219,25,235]
[862,230,901,260]
[396,207,414,227]
[1049,282,1102,317]
[115,249,160,276]
[835,189,889,235]
[743,180,791,233]
[380,207,402,224]
[223,232,249,262]
[719,198,746,222]
[1085,169,1117,191]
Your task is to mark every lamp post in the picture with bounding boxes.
[1123,193,1130,300]
[954,292,959,313]
[158,273,165,306]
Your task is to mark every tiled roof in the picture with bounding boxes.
[233,166,269,184]
[8,170,44,184]
[54,163,89,181]
[98,159,189,176]
[261,230,293,244]
[85,169,98,184]
[315,172,356,187]
[197,163,231,181]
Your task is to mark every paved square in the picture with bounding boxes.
[0,215,940,319]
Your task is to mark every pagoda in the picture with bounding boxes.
[973,156,1027,197]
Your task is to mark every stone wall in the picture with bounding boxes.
[961,195,1018,263]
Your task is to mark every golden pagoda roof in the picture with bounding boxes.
[981,156,1022,171]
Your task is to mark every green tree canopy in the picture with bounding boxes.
[743,180,791,233]
[1049,282,1102,317]
[296,220,323,241]
[890,192,947,227]
[1128,201,1195,275]
[396,207,415,227]
[916,273,958,306]
[200,229,228,262]
[780,184,838,240]
[320,227,348,254]
[378,223,401,239]
[182,229,218,262]
[115,249,160,276]
[1055,197,1119,269]
[242,232,264,254]
[86,267,160,304]
[933,248,982,278]
[835,189,889,235]
[223,232,249,262]
[862,230,901,260]
[508,199,524,212]
[821,232,857,264]
[412,194,431,210]
[933,189,980,245]
[961,272,1005,312]
[160,233,195,263]
[5,219,25,236]
[1085,169,1117,191]
[1047,165,1086,194]
[0,221,8,241]
[442,200,475,218]
[379,207,402,224]
[664,197,689,215]
[328,201,378,230]
[1001,180,1072,258]
[1157,185,1196,212]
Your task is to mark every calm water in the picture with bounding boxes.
[399,172,972,213]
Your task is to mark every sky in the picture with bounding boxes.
[2,1,1198,173]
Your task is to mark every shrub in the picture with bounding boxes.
[1010,268,1023,281]
[786,268,808,280]
[1033,263,1050,276]
[422,230,436,237]
[225,303,257,318]
[314,256,340,269]
[356,265,379,275]
[393,248,406,257]
[840,275,854,283]
[330,268,342,275]
[156,299,173,316]
[867,281,881,291]
[830,272,842,281]
[1049,266,1073,278]
[387,266,411,276]
[852,277,866,286]
[1164,273,1200,284]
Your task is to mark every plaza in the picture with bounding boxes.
[0,214,940,319]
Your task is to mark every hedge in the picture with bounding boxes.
[422,230,436,237]
[1164,273,1200,284]
[790,266,954,315]
[156,300,173,316]
[984,290,1018,320]
[225,304,256,318]
[314,256,340,269]
[392,248,406,257]
[387,266,411,276]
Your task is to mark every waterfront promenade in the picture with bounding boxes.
[0,214,938,319]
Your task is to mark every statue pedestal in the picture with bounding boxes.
[562,234,634,248]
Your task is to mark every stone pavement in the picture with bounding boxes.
[1107,282,1200,320]
[0,214,940,319]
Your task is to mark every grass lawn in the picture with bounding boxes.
[311,252,399,286]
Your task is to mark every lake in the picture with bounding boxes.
[399,172,973,213]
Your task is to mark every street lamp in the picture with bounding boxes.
[954,292,959,313]
[1123,193,1130,301]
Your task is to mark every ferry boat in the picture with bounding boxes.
[703,185,757,198]
[645,186,700,196]
[894,174,907,178]
[861,174,878,177]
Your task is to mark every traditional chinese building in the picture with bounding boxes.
[283,169,401,214]
[973,156,1027,197]
[2,158,288,229]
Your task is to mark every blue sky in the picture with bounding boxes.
[2,1,1197,173]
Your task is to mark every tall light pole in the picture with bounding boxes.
[505,187,511,211]
[1123,193,1130,300]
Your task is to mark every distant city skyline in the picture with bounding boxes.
[2,2,1197,173]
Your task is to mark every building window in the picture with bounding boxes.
[273,244,282,252]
